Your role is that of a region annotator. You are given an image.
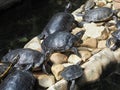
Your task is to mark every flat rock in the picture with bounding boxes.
[51,64,65,80]
[34,73,55,88]
[97,40,107,49]
[81,38,98,48]
[24,36,42,52]
[50,53,68,64]
[83,23,107,39]
[68,54,82,64]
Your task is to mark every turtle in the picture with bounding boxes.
[1,48,50,73]
[38,2,79,40]
[61,64,83,90]
[77,7,118,27]
[41,30,85,58]
[0,70,36,90]
[106,30,120,51]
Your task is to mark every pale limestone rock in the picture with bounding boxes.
[79,50,92,62]
[47,79,68,90]
[105,3,112,8]
[24,36,42,52]
[97,40,107,49]
[50,53,68,64]
[113,1,120,9]
[96,1,106,7]
[51,64,65,80]
[83,23,106,39]
[81,38,97,48]
[62,63,73,67]
[117,11,120,18]
[35,73,55,88]
[107,0,112,3]
[67,54,82,64]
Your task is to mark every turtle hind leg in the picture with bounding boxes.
[70,80,76,90]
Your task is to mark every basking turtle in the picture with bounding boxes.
[41,30,85,58]
[38,2,79,40]
[0,70,36,90]
[77,7,117,27]
[1,48,50,73]
[61,64,83,90]
[106,30,120,51]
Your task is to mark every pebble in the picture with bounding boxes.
[91,48,101,55]
[83,23,106,39]
[50,53,68,64]
[47,79,68,90]
[24,36,42,52]
[97,40,107,49]
[79,50,92,62]
[67,54,82,64]
[34,73,55,88]
[62,63,73,67]
[51,64,65,80]
[81,38,98,48]
[113,0,120,9]
[96,1,106,7]
[71,27,84,35]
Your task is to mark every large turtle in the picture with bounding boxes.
[41,30,85,58]
[1,48,50,73]
[61,64,83,90]
[38,2,79,40]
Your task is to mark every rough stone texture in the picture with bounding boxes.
[34,73,55,88]
[113,1,120,9]
[96,1,106,7]
[47,79,68,90]
[83,23,106,39]
[79,50,92,62]
[24,36,42,52]
[51,64,65,80]
[67,54,82,64]
[91,48,102,55]
[50,53,68,64]
[71,27,84,35]
[81,38,98,48]
[97,40,107,49]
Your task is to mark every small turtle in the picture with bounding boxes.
[0,70,36,90]
[106,30,120,51]
[77,7,117,26]
[61,64,83,90]
[1,48,50,73]
[41,30,85,58]
[38,2,79,40]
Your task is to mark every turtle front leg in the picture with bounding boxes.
[70,47,81,58]
[70,80,76,90]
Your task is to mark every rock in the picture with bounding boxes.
[50,53,68,64]
[81,38,98,48]
[51,64,65,80]
[24,36,42,52]
[34,73,55,88]
[67,54,82,64]
[105,3,112,8]
[83,23,107,39]
[79,50,92,62]
[96,1,106,7]
[62,63,73,67]
[107,0,112,3]
[97,40,107,49]
[113,0,120,3]
[117,11,120,18]
[47,79,68,90]
[113,1,120,9]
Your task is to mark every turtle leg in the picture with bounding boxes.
[70,47,81,58]
[106,38,117,51]
[42,64,51,74]
[70,80,76,90]
[24,64,33,71]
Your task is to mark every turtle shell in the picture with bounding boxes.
[83,7,113,22]
[61,65,83,81]
[112,30,120,40]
